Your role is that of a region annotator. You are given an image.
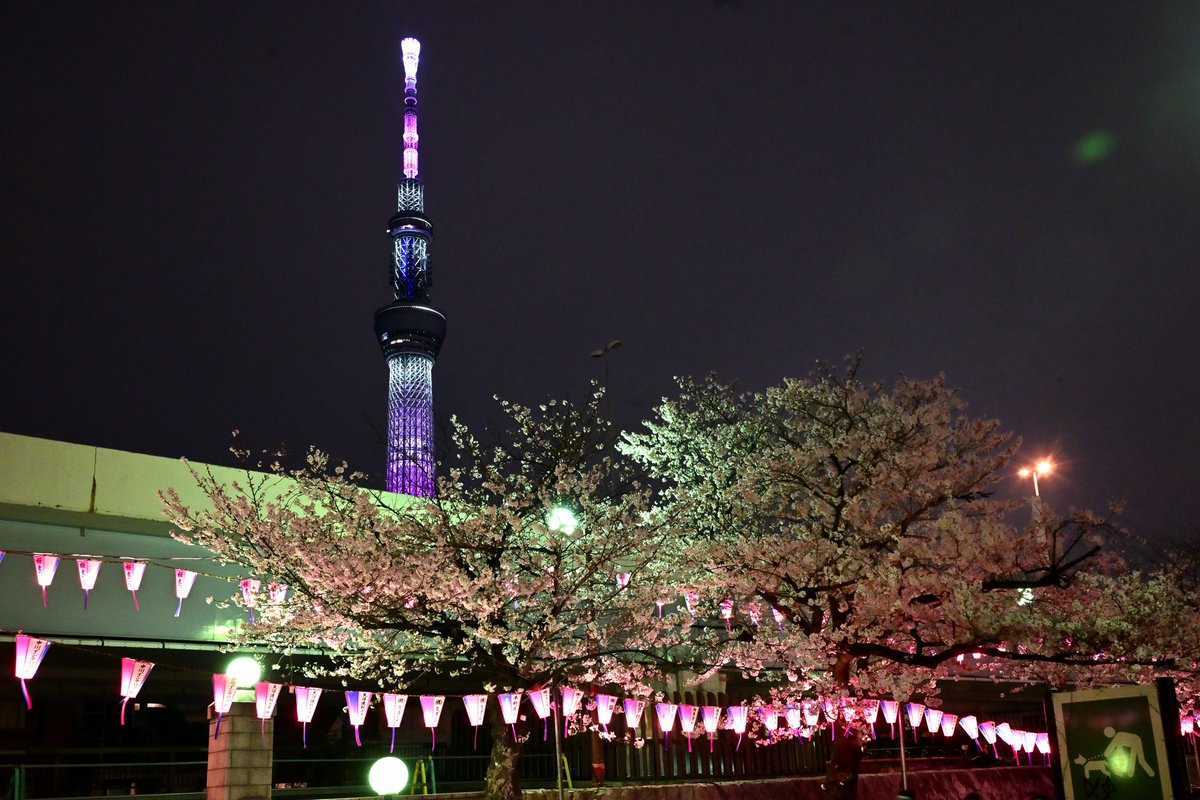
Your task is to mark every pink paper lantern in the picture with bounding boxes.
[561,686,583,736]
[786,706,803,732]
[420,695,445,750]
[268,583,288,603]
[615,572,631,589]
[594,693,617,730]
[720,599,734,630]
[1035,731,1051,760]
[295,686,322,749]
[747,603,762,627]
[1181,715,1194,736]
[239,578,260,623]
[995,722,1014,746]
[1008,728,1025,763]
[760,706,779,732]
[14,633,51,709]
[463,694,488,749]
[1022,730,1037,754]
[123,562,146,611]
[498,690,523,738]
[655,702,678,748]
[701,705,722,751]
[255,682,282,736]
[802,700,820,727]
[345,690,372,747]
[861,699,879,725]
[842,703,859,723]
[623,697,647,729]
[678,703,700,752]
[904,702,925,743]
[383,693,408,753]
[119,658,154,725]
[33,554,60,607]
[924,707,943,734]
[76,559,101,610]
[174,568,197,617]
[979,720,999,757]
[728,705,749,750]
[529,686,552,740]
[212,674,238,738]
[940,713,958,738]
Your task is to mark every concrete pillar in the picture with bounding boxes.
[208,701,273,800]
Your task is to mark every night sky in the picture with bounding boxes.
[3,3,1198,541]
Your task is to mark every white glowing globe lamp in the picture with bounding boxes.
[547,506,578,535]
[369,757,410,795]
[226,656,262,687]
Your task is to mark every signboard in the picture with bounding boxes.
[1053,683,1182,800]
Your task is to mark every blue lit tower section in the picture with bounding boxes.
[374,38,446,496]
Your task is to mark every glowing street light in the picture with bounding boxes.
[369,756,410,795]
[1017,459,1053,497]
[546,506,578,536]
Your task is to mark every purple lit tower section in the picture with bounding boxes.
[374,38,446,496]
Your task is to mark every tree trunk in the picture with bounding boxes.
[485,707,525,800]
[822,651,863,800]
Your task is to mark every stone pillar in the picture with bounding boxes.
[208,701,273,800]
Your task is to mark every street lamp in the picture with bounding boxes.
[546,506,578,536]
[1017,459,1053,497]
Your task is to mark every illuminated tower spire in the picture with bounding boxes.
[374,37,446,496]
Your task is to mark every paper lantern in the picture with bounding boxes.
[212,674,238,738]
[382,693,408,753]
[420,695,445,749]
[842,702,859,723]
[122,562,146,611]
[656,599,666,617]
[760,706,779,732]
[701,705,721,752]
[1007,728,1024,763]
[344,690,372,747]
[119,658,154,725]
[861,698,879,724]
[940,713,958,738]
[0,551,5,565]
[771,606,784,630]
[785,706,803,732]
[1035,731,1051,762]
[594,693,617,730]
[14,633,51,709]
[463,694,488,749]
[498,691,523,739]
[255,682,282,736]
[240,579,260,623]
[1182,715,1195,736]
[904,702,925,743]
[615,572,630,589]
[268,583,288,603]
[623,697,647,730]
[978,720,999,756]
[655,702,678,748]
[529,686,552,740]
[76,559,101,610]
[679,703,700,752]
[174,569,198,617]
[880,699,900,738]
[923,707,943,734]
[1022,730,1037,753]
[959,715,981,750]
[720,599,734,630]
[802,700,820,727]
[684,591,698,616]
[561,686,583,737]
[727,705,748,750]
[995,722,1013,746]
[295,686,322,748]
[33,554,60,607]
[823,698,839,739]
[747,603,762,627]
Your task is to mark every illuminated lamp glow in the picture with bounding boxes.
[123,562,146,611]
[995,722,1014,745]
[33,554,60,607]
[701,705,721,752]
[959,715,982,750]
[1035,732,1051,755]
[404,112,419,147]
[386,353,435,496]
[403,148,419,180]
[546,506,578,535]
[463,694,487,749]
[728,705,749,750]
[656,702,678,747]
[905,702,925,744]
[760,706,779,732]
[1182,715,1195,736]
[1021,730,1037,753]
[529,686,552,740]
[561,686,583,721]
[880,699,899,725]
[226,657,261,687]
[924,707,943,734]
[861,699,879,725]
[256,682,283,736]
[77,558,101,610]
[786,706,803,731]
[940,713,958,738]
[499,691,523,738]
[802,701,820,727]
[369,756,410,795]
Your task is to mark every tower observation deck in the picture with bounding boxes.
[374,37,445,497]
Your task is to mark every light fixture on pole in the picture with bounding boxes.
[1017,459,1053,497]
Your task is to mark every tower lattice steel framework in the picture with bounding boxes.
[374,38,446,496]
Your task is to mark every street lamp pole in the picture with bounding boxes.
[1018,459,1053,497]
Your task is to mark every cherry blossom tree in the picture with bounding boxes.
[163,392,716,800]
[621,359,1200,788]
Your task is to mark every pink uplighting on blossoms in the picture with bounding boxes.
[14,634,50,709]
[118,658,153,725]
[76,558,101,610]
[346,691,372,747]
[123,561,146,611]
[33,554,59,607]
[383,693,408,753]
